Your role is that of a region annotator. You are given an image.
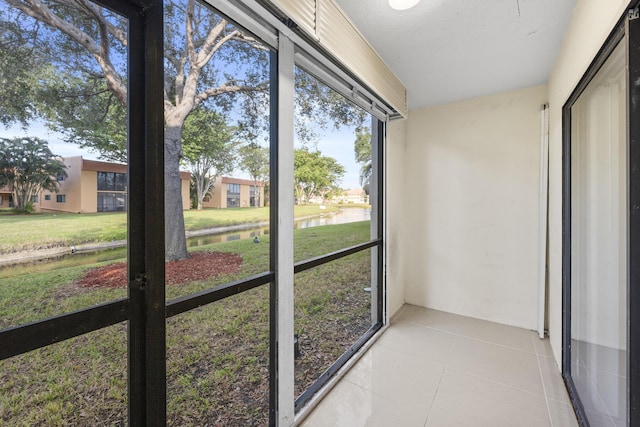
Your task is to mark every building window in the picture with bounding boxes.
[97,171,127,212]
[56,173,66,182]
[227,195,240,208]
[226,183,240,208]
[97,171,127,191]
[0,195,3,205]
[249,186,258,207]
[44,195,51,201]
[98,192,127,212]
[226,183,240,194]
[56,195,66,203]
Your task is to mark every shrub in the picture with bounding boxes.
[13,201,35,214]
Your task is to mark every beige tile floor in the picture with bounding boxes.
[299,304,578,427]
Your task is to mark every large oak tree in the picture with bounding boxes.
[3,0,268,260]
[2,0,367,260]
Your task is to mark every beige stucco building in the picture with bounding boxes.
[202,176,265,209]
[34,156,191,213]
[336,188,368,205]
[0,185,11,209]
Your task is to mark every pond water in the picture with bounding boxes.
[187,207,371,247]
[0,208,371,279]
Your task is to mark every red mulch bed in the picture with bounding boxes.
[77,251,243,289]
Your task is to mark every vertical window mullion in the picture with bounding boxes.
[127,0,166,424]
[376,118,385,325]
[370,116,380,325]
[269,47,278,427]
[276,32,295,426]
[127,6,146,425]
[143,0,167,423]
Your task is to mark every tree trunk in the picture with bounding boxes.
[13,190,23,210]
[195,174,205,211]
[253,182,257,207]
[165,125,190,261]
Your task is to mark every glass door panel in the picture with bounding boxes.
[570,40,627,426]
[162,0,272,301]
[0,0,130,331]
[292,65,382,409]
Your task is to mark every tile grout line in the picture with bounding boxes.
[340,346,449,410]
[422,341,452,427]
[581,362,617,424]
[571,351,626,422]
[533,333,555,426]
[395,318,539,355]
[394,310,570,424]
[445,364,547,400]
[422,368,445,427]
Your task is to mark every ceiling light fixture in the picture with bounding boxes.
[389,0,421,10]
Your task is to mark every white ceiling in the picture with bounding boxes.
[334,0,576,110]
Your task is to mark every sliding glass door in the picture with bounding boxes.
[563,5,640,425]
[569,40,627,427]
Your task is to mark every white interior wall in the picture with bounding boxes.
[385,119,407,319]
[402,84,547,330]
[385,0,634,367]
[547,0,630,365]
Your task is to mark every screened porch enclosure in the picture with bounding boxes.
[0,0,395,425]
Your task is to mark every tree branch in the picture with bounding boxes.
[194,84,267,108]
[196,27,237,69]
[230,32,269,53]
[179,2,226,108]
[71,0,127,46]
[7,0,128,105]
[185,0,198,71]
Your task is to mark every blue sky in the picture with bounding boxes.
[1,122,99,159]
[306,126,362,190]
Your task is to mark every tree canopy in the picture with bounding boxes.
[2,0,270,259]
[354,126,372,194]
[294,148,345,205]
[238,141,269,207]
[0,16,47,127]
[0,136,67,212]
[1,0,368,259]
[181,109,235,210]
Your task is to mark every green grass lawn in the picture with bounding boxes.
[0,221,373,426]
[0,205,339,254]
